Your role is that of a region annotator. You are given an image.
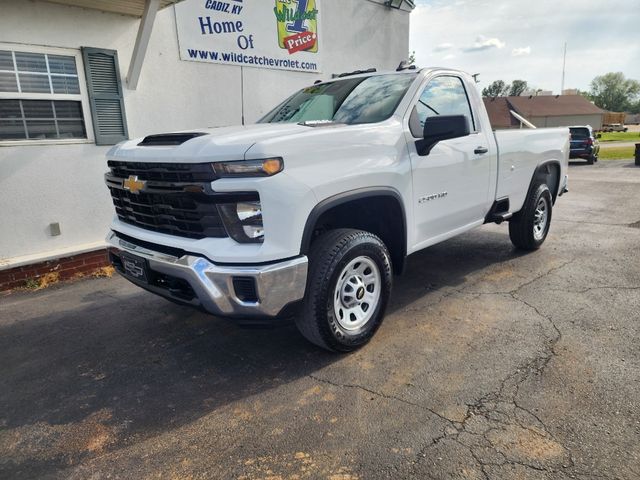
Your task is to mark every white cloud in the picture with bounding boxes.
[409,0,640,92]
[512,46,531,56]
[443,54,456,60]
[433,43,454,52]
[462,35,506,53]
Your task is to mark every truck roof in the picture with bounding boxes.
[313,67,468,86]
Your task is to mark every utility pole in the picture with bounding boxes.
[560,42,567,94]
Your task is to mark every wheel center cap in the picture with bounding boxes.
[341,276,366,308]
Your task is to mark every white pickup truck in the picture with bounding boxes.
[105,68,569,352]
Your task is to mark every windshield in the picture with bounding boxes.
[570,127,590,139]
[259,74,417,125]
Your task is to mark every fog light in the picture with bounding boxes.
[218,201,264,243]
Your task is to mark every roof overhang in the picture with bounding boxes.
[41,0,183,17]
[41,1,184,89]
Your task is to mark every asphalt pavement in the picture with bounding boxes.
[1,159,639,480]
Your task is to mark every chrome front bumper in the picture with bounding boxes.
[106,232,308,318]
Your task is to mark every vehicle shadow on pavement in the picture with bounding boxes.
[0,228,526,478]
[387,227,527,315]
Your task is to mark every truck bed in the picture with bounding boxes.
[493,128,570,212]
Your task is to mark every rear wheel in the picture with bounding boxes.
[509,183,552,250]
[297,229,392,352]
[587,155,595,165]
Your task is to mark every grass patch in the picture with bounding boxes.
[599,146,635,160]
[23,272,61,290]
[598,131,640,142]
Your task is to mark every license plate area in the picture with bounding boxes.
[121,252,149,282]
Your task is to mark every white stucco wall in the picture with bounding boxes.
[0,0,410,266]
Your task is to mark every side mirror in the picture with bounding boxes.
[415,115,470,156]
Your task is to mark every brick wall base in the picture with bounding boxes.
[0,249,112,292]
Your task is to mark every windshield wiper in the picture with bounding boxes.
[298,120,343,127]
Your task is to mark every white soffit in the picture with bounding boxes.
[41,0,183,17]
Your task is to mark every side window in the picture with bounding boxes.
[411,76,475,137]
[0,50,86,141]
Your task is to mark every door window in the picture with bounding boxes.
[411,76,475,136]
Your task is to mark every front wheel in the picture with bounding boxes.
[508,183,553,250]
[297,229,392,352]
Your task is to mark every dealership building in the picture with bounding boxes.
[0,0,414,289]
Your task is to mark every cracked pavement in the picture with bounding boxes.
[1,160,639,479]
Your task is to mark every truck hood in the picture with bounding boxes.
[107,123,344,163]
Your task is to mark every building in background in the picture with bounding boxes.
[483,97,522,129]
[0,0,413,289]
[626,114,640,125]
[483,95,605,130]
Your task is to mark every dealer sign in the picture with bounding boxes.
[175,0,322,73]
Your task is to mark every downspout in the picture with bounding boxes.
[126,0,160,90]
[510,110,537,129]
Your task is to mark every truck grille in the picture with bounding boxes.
[108,188,228,239]
[107,160,217,183]
[105,161,256,240]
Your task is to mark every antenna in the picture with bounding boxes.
[560,42,567,94]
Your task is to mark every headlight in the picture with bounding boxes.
[212,158,283,177]
[218,201,264,243]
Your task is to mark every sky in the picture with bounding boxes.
[409,0,640,94]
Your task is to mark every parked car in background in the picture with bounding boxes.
[570,126,600,164]
[601,123,628,133]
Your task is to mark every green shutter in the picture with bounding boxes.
[81,47,129,145]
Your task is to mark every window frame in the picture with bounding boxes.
[0,42,95,146]
[408,74,479,138]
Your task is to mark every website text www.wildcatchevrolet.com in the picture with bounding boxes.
[186,48,319,71]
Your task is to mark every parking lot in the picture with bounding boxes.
[1,159,639,480]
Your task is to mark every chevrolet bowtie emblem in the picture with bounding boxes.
[123,175,146,194]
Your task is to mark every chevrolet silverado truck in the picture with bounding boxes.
[105,68,569,352]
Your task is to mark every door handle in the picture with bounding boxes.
[474,146,489,155]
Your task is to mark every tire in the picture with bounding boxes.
[587,155,595,165]
[296,228,392,352]
[509,182,553,251]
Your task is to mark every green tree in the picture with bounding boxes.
[508,80,528,96]
[589,72,640,112]
[577,89,592,100]
[482,80,510,97]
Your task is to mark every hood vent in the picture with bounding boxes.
[138,132,207,146]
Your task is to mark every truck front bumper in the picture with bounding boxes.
[106,231,308,318]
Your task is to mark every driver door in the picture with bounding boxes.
[406,75,493,248]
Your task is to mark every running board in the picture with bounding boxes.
[484,198,512,225]
[490,212,513,224]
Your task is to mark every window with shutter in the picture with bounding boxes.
[81,48,129,146]
[0,45,92,143]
